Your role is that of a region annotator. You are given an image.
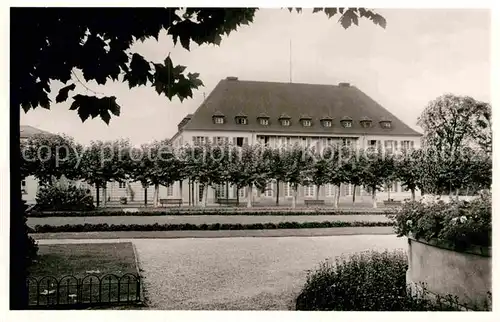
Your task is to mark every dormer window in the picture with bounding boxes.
[321,117,333,128]
[279,113,291,127]
[380,120,392,129]
[257,113,270,126]
[340,116,353,128]
[300,115,312,127]
[236,116,247,125]
[302,120,311,127]
[360,117,372,128]
[212,111,225,124]
[260,118,269,125]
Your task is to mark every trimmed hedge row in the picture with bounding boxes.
[29,221,393,233]
[28,209,395,218]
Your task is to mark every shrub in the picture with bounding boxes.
[295,250,466,311]
[36,184,95,211]
[30,221,392,233]
[388,191,491,248]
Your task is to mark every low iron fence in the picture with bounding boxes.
[27,273,141,309]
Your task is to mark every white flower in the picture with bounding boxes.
[406,220,413,226]
[451,217,458,224]
[460,216,467,223]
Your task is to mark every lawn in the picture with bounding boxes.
[27,242,141,308]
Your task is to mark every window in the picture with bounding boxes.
[193,136,207,146]
[216,183,226,199]
[342,138,353,147]
[360,120,372,128]
[369,140,377,147]
[239,187,246,198]
[236,137,244,147]
[402,140,414,150]
[284,182,293,197]
[341,121,352,128]
[281,119,290,126]
[214,136,227,145]
[302,120,311,127]
[381,121,392,129]
[259,118,269,125]
[21,180,27,194]
[236,117,247,125]
[304,185,315,197]
[344,184,352,196]
[384,140,396,153]
[325,184,335,197]
[322,120,332,127]
[119,182,126,189]
[264,181,274,197]
[214,117,224,124]
[167,184,174,197]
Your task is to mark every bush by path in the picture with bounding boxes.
[30,221,393,233]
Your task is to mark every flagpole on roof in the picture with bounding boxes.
[289,39,292,83]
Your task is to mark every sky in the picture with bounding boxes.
[20,8,491,146]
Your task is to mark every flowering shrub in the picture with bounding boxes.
[389,191,491,248]
[295,250,466,311]
[36,184,95,211]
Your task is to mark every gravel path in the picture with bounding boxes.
[28,214,390,227]
[38,235,407,310]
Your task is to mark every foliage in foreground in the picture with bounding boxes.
[36,184,95,211]
[295,250,487,311]
[29,221,392,233]
[388,191,491,248]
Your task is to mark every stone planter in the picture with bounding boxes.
[406,234,491,310]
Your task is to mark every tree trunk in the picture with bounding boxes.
[292,186,297,209]
[144,186,148,207]
[226,181,229,204]
[103,184,107,207]
[96,184,100,208]
[388,183,391,201]
[334,185,340,209]
[372,187,377,208]
[188,180,191,206]
[411,188,416,201]
[192,181,195,206]
[455,188,460,200]
[200,185,206,207]
[275,180,280,206]
[179,180,183,205]
[236,187,240,206]
[154,183,160,207]
[247,184,253,208]
[352,185,356,205]
[316,185,320,200]
[204,186,209,207]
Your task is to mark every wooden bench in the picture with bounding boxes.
[216,198,239,206]
[159,198,182,207]
[304,199,325,207]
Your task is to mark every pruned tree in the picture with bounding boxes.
[395,149,423,201]
[267,147,288,206]
[281,144,314,208]
[326,145,351,208]
[21,133,83,185]
[310,150,330,200]
[361,148,396,208]
[79,139,130,207]
[344,148,365,205]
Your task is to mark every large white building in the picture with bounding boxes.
[21,77,423,207]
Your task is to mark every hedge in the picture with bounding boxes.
[27,209,396,218]
[29,220,393,233]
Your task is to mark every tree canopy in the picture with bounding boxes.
[12,7,386,124]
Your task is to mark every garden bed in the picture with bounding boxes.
[27,243,143,309]
[29,221,393,233]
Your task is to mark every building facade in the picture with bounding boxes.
[21,78,423,207]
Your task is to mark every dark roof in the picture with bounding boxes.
[182,79,421,136]
[20,125,54,139]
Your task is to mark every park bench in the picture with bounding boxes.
[383,200,402,207]
[216,198,240,206]
[159,198,183,207]
[304,199,325,207]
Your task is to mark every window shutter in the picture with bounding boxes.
[244,137,248,145]
[410,141,414,149]
[225,137,229,144]
[394,141,398,150]
[232,137,237,145]
[213,136,217,145]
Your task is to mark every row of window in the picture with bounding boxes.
[213,115,393,129]
[117,182,174,196]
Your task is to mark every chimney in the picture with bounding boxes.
[338,82,350,87]
[226,76,238,81]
